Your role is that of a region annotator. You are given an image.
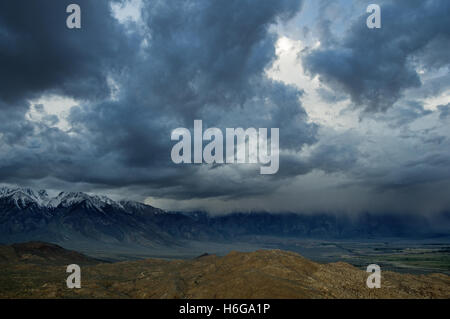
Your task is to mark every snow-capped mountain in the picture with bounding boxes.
[0,186,176,247]
[47,191,124,211]
[0,187,51,208]
[0,187,143,211]
[0,187,448,251]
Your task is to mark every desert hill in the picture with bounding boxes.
[0,243,448,298]
[0,241,101,265]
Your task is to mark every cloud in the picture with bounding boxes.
[438,103,450,120]
[0,0,137,103]
[0,0,321,201]
[0,0,450,215]
[302,0,450,113]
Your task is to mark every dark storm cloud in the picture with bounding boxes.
[274,132,360,180]
[316,87,347,104]
[406,72,450,101]
[0,100,33,145]
[438,103,450,120]
[372,100,432,128]
[73,0,317,199]
[302,0,450,112]
[0,0,141,190]
[0,0,321,201]
[1,0,449,214]
[366,152,450,192]
[0,0,137,103]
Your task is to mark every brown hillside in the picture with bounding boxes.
[0,248,448,298]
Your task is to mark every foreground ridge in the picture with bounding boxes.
[0,244,448,299]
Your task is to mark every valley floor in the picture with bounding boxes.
[57,237,450,275]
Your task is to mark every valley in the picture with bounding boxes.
[0,187,449,276]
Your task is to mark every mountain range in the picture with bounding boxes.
[0,187,449,250]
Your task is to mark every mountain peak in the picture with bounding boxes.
[0,186,50,208]
[48,191,121,211]
[0,186,149,211]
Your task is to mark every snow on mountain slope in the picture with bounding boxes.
[0,187,51,208]
[0,187,156,213]
[0,186,173,247]
[119,200,165,214]
[49,192,113,210]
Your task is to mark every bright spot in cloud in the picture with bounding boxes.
[111,0,143,24]
[267,36,354,129]
[422,90,450,111]
[27,95,79,131]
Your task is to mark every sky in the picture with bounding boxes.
[0,0,449,214]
